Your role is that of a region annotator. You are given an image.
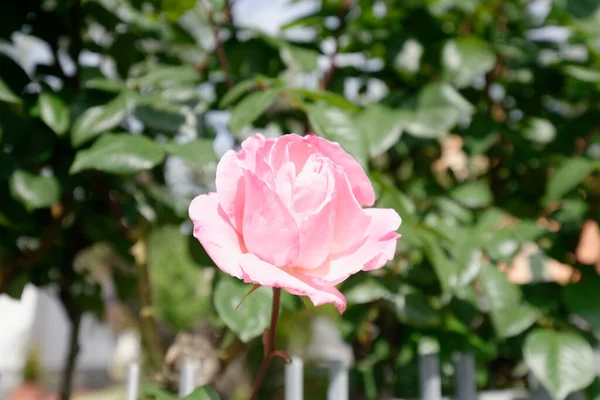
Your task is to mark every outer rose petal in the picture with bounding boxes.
[308,207,401,284]
[215,150,245,231]
[239,253,346,313]
[330,166,372,255]
[305,135,375,206]
[362,208,402,271]
[242,170,300,267]
[189,193,244,279]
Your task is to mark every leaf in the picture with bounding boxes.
[418,82,475,115]
[220,79,260,108]
[356,104,405,157]
[213,278,272,343]
[478,263,537,338]
[280,44,320,72]
[442,37,497,88]
[0,77,21,104]
[71,92,135,147]
[182,386,221,400]
[290,88,360,111]
[489,305,539,339]
[39,92,70,136]
[228,89,280,133]
[546,158,597,201]
[162,139,217,166]
[9,170,61,211]
[562,275,600,330]
[70,133,165,175]
[345,278,390,305]
[148,226,212,330]
[450,181,493,208]
[85,78,127,92]
[306,103,368,168]
[390,288,442,328]
[563,65,600,83]
[524,329,595,400]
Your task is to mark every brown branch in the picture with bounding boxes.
[574,120,600,157]
[206,4,233,89]
[0,200,70,293]
[320,0,351,90]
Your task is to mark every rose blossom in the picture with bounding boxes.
[189,133,401,313]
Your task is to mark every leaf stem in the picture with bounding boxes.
[249,287,281,400]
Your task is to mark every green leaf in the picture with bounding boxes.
[39,92,70,136]
[71,92,135,147]
[390,288,442,328]
[442,37,497,88]
[356,104,405,157]
[306,103,368,168]
[524,329,595,400]
[345,278,389,305]
[220,79,261,108]
[489,305,539,339]
[85,78,127,92]
[546,158,597,201]
[149,226,212,330]
[478,263,537,338]
[0,78,21,104]
[228,89,280,133]
[280,44,320,72]
[450,181,493,208]
[418,82,475,115]
[162,139,217,166]
[213,278,272,343]
[182,386,221,400]
[562,275,600,330]
[9,170,61,211]
[563,65,600,83]
[162,0,197,21]
[70,133,165,175]
[289,88,360,111]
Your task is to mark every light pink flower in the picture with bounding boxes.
[189,134,401,313]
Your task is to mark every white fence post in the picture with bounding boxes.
[178,361,198,398]
[285,356,304,400]
[126,363,140,400]
[418,338,442,400]
[327,360,349,400]
[454,352,477,400]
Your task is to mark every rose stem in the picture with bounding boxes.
[249,287,281,400]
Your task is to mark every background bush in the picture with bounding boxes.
[1,0,600,399]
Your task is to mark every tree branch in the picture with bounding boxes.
[206,3,233,89]
[0,200,70,294]
[320,0,351,90]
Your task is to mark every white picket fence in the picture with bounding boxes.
[125,351,588,400]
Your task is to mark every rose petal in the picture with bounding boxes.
[308,207,401,284]
[294,184,337,269]
[239,253,346,313]
[330,166,372,256]
[242,169,300,267]
[215,150,246,231]
[189,193,244,279]
[305,134,375,206]
[362,209,402,270]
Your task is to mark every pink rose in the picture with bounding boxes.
[189,134,401,313]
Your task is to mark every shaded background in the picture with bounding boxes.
[1,0,600,399]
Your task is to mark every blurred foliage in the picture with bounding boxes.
[1,0,600,399]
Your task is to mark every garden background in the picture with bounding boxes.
[1,0,600,399]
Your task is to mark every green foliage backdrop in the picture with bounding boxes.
[1,0,600,399]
